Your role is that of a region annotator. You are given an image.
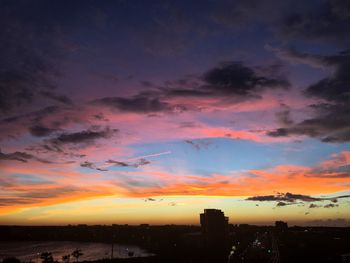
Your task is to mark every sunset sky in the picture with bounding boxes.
[1,0,350,226]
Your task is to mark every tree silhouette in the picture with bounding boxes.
[71,249,83,262]
[2,257,21,263]
[61,255,70,263]
[40,252,54,263]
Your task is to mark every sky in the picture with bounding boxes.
[1,0,350,226]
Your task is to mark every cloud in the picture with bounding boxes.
[324,203,339,208]
[80,161,108,171]
[1,106,60,125]
[211,0,350,47]
[211,0,297,31]
[308,165,350,179]
[29,125,57,137]
[267,50,350,142]
[0,150,33,163]
[203,62,289,95]
[266,45,336,69]
[0,0,73,114]
[0,186,98,208]
[49,126,118,145]
[92,96,170,113]
[275,106,294,126]
[105,158,151,168]
[21,126,119,161]
[80,161,96,169]
[267,104,350,142]
[303,52,350,103]
[184,139,212,150]
[276,201,295,207]
[0,149,56,164]
[92,61,289,116]
[144,197,157,202]
[246,192,350,203]
[0,105,62,140]
[279,0,350,46]
[40,91,73,105]
[164,61,289,102]
[79,158,151,172]
[309,203,321,209]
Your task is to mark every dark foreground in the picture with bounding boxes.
[1,224,350,263]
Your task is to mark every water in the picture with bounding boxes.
[0,241,153,262]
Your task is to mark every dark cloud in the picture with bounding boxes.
[144,197,156,202]
[309,203,321,209]
[184,139,212,150]
[211,0,346,47]
[268,50,350,142]
[79,158,150,172]
[40,91,73,105]
[106,158,151,168]
[280,0,350,46]
[267,103,350,143]
[203,62,289,95]
[0,149,52,164]
[0,0,70,114]
[93,61,289,114]
[93,113,108,121]
[50,127,118,145]
[1,106,60,124]
[275,106,294,126]
[213,0,309,28]
[324,203,339,208]
[307,164,350,178]
[80,161,95,169]
[92,96,170,113]
[276,201,293,207]
[140,81,154,87]
[0,105,62,141]
[178,122,199,128]
[0,198,38,207]
[0,150,33,163]
[80,161,108,172]
[0,186,86,207]
[305,51,350,103]
[26,143,86,160]
[247,192,350,203]
[275,201,304,208]
[29,125,57,137]
[165,62,289,102]
[106,160,129,167]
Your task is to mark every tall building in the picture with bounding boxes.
[200,209,229,246]
[275,220,288,231]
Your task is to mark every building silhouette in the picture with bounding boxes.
[275,220,288,232]
[200,209,229,246]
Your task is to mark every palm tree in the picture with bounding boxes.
[71,249,83,263]
[61,255,70,263]
[40,252,54,263]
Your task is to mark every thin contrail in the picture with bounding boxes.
[99,151,172,169]
[126,151,172,161]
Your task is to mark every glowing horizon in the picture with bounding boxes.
[1,0,350,227]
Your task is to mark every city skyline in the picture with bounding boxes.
[1,0,350,226]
